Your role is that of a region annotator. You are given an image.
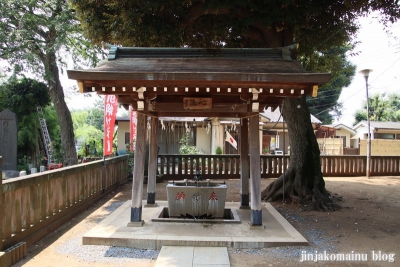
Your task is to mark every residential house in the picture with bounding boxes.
[317,123,357,155]
[352,121,400,155]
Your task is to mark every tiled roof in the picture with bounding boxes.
[356,121,400,130]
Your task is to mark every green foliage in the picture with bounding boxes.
[17,155,29,172]
[0,0,102,74]
[215,146,222,155]
[0,77,62,164]
[42,105,62,161]
[125,140,135,173]
[353,93,400,125]
[88,99,105,132]
[71,108,104,157]
[179,133,198,155]
[304,46,356,124]
[0,78,50,113]
[0,0,105,166]
[71,1,400,51]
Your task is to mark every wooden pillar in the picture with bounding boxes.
[129,113,146,226]
[147,117,158,205]
[249,115,262,225]
[0,157,3,250]
[240,118,250,208]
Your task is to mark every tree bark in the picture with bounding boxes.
[44,52,78,166]
[261,96,340,211]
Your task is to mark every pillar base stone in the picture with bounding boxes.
[127,220,144,227]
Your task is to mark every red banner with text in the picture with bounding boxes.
[104,95,119,156]
[129,106,137,151]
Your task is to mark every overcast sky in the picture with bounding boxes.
[336,14,400,126]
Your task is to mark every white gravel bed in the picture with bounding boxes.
[55,201,159,264]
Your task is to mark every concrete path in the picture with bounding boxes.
[83,201,307,249]
[154,246,230,267]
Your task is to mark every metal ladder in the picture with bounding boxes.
[37,106,52,164]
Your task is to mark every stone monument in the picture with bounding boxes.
[0,109,18,170]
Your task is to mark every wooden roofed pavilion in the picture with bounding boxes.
[67,46,330,226]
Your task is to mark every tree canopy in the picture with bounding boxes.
[303,46,356,124]
[71,1,399,51]
[71,103,104,158]
[0,0,102,165]
[354,93,400,125]
[0,77,61,168]
[0,77,50,114]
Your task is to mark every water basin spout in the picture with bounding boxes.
[194,171,202,182]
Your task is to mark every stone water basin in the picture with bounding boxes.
[166,180,227,218]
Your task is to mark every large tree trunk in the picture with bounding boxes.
[261,96,340,211]
[45,52,78,166]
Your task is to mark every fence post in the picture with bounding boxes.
[0,156,3,251]
[102,156,106,193]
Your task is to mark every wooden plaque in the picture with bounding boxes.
[183,98,212,109]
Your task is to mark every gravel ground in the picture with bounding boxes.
[54,200,159,265]
[56,236,159,264]
[229,218,338,262]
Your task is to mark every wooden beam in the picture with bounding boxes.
[79,80,316,96]
[68,70,331,87]
[152,102,249,113]
[154,111,256,118]
[78,82,84,93]
[312,85,319,97]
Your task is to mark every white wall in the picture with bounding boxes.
[211,118,224,154]
[196,127,211,154]
[335,128,352,147]
[355,125,372,139]
[117,121,130,154]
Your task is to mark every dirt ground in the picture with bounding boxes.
[12,176,400,267]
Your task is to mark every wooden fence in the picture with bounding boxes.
[1,153,399,252]
[157,154,400,179]
[0,155,129,251]
[359,139,400,156]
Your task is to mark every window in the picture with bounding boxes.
[125,132,130,144]
[375,133,394,139]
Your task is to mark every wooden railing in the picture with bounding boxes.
[1,154,399,251]
[320,156,400,176]
[0,155,129,251]
[158,154,400,179]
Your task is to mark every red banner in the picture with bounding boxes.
[129,106,137,151]
[104,95,119,156]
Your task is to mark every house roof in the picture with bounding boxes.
[67,46,330,118]
[353,121,400,131]
[260,107,321,124]
[324,123,356,134]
